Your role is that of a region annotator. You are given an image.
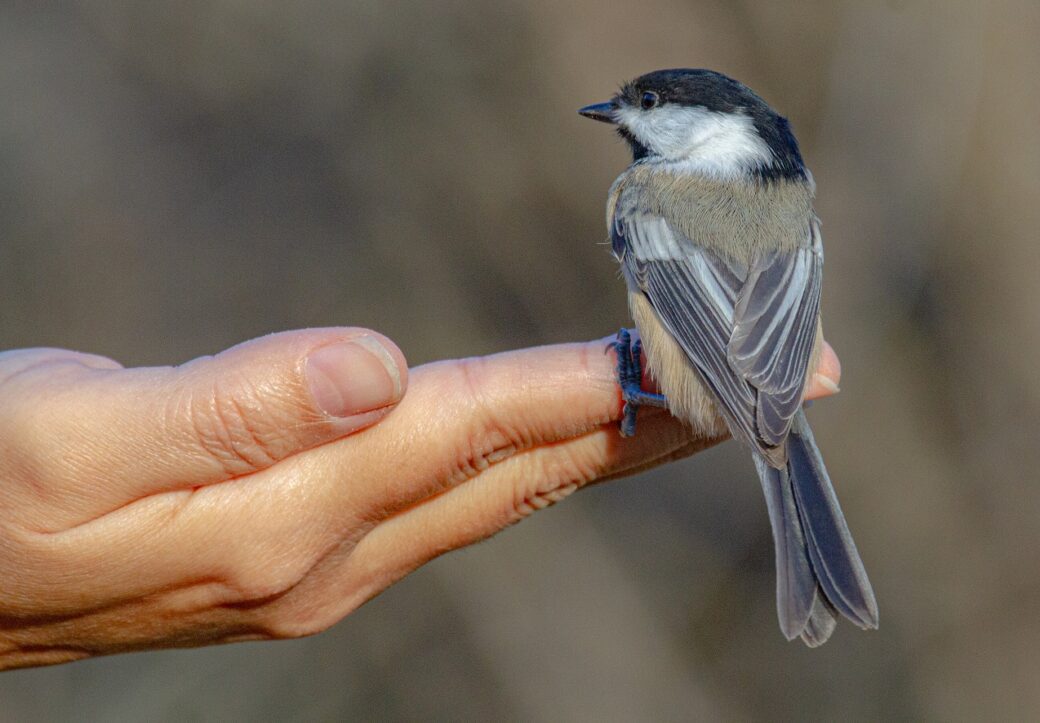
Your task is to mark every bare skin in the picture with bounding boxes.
[0,327,841,671]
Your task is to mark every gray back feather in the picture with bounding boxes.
[610,168,822,463]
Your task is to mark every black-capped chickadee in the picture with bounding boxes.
[579,68,878,646]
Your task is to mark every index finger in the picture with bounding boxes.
[304,333,843,523]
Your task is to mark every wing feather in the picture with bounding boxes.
[613,204,821,460]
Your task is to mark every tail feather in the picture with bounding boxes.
[788,412,879,629]
[800,594,838,648]
[754,454,816,639]
[754,410,878,645]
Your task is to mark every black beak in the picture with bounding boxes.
[578,101,618,124]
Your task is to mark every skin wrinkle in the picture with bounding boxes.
[511,448,598,521]
[187,387,239,479]
[366,412,693,567]
[373,357,575,517]
[209,379,273,474]
[0,554,168,626]
[410,345,651,522]
[226,390,279,471]
[10,382,341,557]
[19,409,392,539]
[260,372,320,439]
[359,391,624,536]
[6,591,267,656]
[147,487,199,543]
[10,484,194,538]
[514,483,580,518]
[457,355,536,450]
[161,378,226,481]
[188,379,274,479]
[508,411,686,523]
[165,363,397,496]
[565,339,620,437]
[450,358,510,482]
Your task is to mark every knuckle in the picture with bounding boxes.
[220,557,311,606]
[452,356,494,419]
[0,392,85,502]
[217,525,330,609]
[257,581,374,640]
[262,609,338,640]
[450,357,530,460]
[508,450,594,523]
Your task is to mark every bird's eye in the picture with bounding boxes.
[640,91,659,110]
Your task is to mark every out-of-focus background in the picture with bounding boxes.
[1,1,1037,719]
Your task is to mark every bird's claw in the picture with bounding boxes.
[613,328,668,437]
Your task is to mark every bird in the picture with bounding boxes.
[579,68,878,646]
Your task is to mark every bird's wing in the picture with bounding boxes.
[612,205,822,461]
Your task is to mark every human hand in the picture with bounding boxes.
[0,328,841,670]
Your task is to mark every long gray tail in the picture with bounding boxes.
[753,410,879,646]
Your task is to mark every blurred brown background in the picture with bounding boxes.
[1,1,1038,720]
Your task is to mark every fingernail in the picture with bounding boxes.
[306,337,403,417]
[814,373,841,395]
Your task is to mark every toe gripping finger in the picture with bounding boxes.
[613,328,667,437]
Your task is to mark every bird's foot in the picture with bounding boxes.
[613,328,668,437]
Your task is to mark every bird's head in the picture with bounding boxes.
[579,68,805,181]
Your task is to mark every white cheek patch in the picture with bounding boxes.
[615,104,775,176]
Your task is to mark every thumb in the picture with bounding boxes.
[169,328,408,477]
[1,328,406,526]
